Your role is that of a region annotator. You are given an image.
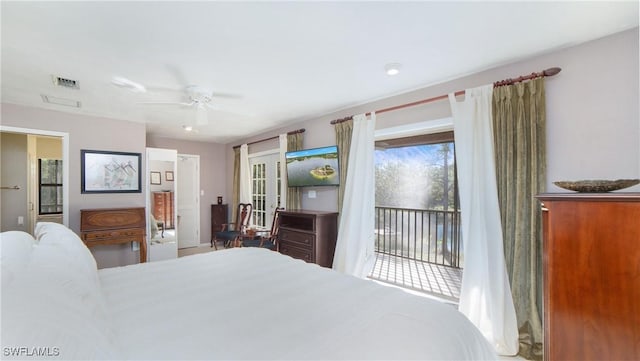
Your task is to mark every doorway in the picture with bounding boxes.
[177,154,200,249]
[249,152,281,228]
[0,126,69,232]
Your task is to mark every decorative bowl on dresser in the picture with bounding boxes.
[553,179,640,192]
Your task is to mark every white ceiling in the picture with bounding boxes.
[2,1,638,144]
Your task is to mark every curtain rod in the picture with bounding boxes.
[232,128,306,149]
[330,67,562,125]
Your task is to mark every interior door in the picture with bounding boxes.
[249,152,281,229]
[177,154,200,249]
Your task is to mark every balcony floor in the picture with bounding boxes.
[369,252,462,302]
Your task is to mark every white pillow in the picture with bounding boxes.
[0,231,36,286]
[34,221,75,241]
[35,222,98,282]
[1,238,121,360]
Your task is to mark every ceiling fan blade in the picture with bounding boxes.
[203,103,253,117]
[204,103,220,111]
[138,101,195,106]
[144,85,184,93]
[210,91,243,99]
[111,77,147,93]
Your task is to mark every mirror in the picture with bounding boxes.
[146,147,178,261]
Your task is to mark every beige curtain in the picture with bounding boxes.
[286,132,303,209]
[231,147,240,224]
[492,78,546,360]
[334,119,353,212]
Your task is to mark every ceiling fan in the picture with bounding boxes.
[139,85,242,126]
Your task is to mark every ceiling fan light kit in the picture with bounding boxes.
[185,85,213,104]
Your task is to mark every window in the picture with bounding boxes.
[252,162,267,227]
[375,131,458,212]
[39,159,63,214]
[371,131,463,300]
[250,153,281,228]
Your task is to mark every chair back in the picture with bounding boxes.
[235,203,253,232]
[270,207,284,238]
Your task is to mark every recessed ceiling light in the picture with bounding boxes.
[385,63,402,76]
[183,125,193,132]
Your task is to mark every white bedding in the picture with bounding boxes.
[2,223,496,360]
[99,248,497,360]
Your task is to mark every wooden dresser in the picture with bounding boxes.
[210,204,228,248]
[277,209,338,268]
[80,207,147,263]
[537,193,640,361]
[152,191,174,229]
[211,204,228,231]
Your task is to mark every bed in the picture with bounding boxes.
[1,222,497,360]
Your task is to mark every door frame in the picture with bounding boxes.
[0,125,69,230]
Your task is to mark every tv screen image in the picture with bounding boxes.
[286,146,340,187]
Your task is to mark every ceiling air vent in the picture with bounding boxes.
[52,75,79,89]
[41,94,81,108]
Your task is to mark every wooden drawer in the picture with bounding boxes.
[83,228,145,241]
[279,242,313,263]
[279,228,315,249]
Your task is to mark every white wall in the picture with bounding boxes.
[0,133,28,232]
[228,28,640,212]
[1,105,147,268]
[36,136,62,159]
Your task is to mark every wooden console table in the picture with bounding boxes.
[80,207,147,263]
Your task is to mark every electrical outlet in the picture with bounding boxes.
[308,190,317,199]
[131,242,140,251]
[17,216,24,225]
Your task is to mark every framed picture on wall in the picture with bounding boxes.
[150,171,161,185]
[81,150,142,193]
[165,171,174,181]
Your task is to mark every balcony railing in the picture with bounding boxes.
[374,206,463,268]
[371,206,463,300]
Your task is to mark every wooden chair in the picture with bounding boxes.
[211,203,252,249]
[240,208,283,250]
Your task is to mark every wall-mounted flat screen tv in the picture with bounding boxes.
[286,145,340,187]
